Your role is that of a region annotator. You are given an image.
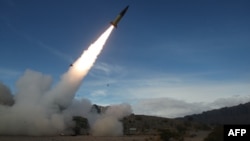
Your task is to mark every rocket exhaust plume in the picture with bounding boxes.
[44,25,114,108]
[74,25,114,72]
[0,25,118,136]
[0,6,131,136]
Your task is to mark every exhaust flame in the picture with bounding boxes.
[43,25,114,108]
[73,25,114,73]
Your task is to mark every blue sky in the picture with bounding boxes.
[1,0,250,117]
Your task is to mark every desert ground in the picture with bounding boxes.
[0,136,157,141]
[0,131,210,141]
[184,131,210,141]
[0,135,156,141]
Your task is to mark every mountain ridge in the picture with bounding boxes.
[181,102,250,124]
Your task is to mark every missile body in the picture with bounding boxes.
[110,5,129,28]
[69,6,129,67]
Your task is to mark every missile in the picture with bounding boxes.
[69,6,129,67]
[110,5,129,28]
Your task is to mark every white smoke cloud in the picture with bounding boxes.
[91,103,132,136]
[0,70,65,135]
[0,69,131,136]
[0,25,131,136]
[91,116,123,136]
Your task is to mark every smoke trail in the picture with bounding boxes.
[44,26,114,108]
[0,26,118,136]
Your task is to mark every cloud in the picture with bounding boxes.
[0,68,21,85]
[70,59,250,118]
[90,62,125,78]
[36,41,73,63]
[122,74,250,103]
[91,90,107,97]
[128,77,250,117]
[133,95,250,118]
[210,95,250,108]
[78,68,250,118]
[133,98,209,118]
[92,62,112,75]
[0,68,21,77]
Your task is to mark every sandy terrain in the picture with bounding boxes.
[0,135,158,141]
[0,131,210,141]
[185,131,210,141]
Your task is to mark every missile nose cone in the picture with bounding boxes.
[120,5,129,16]
[125,5,129,10]
[110,5,129,28]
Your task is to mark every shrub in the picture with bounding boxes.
[204,126,223,141]
[159,129,178,141]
